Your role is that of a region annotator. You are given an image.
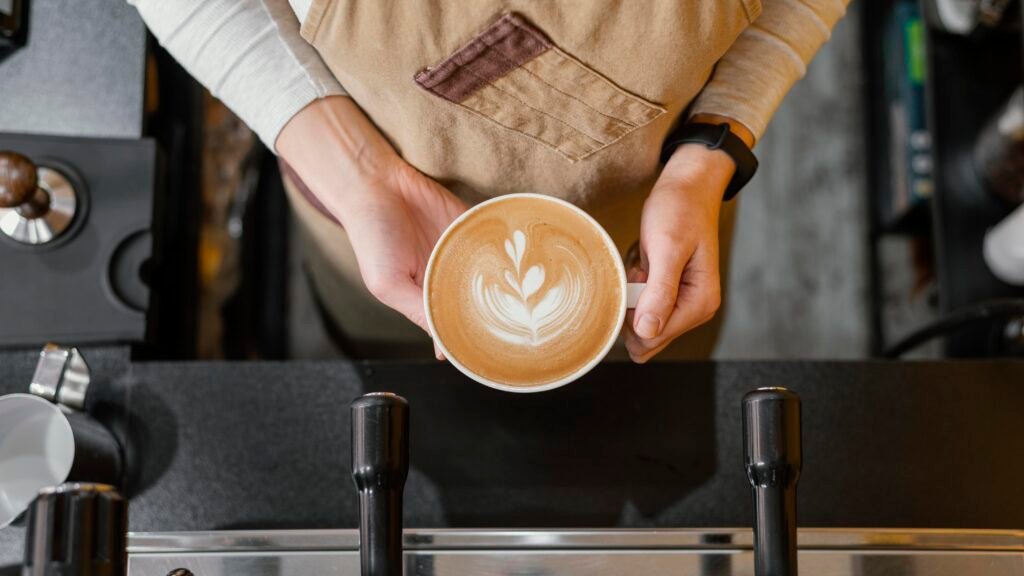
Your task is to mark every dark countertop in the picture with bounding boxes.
[2,353,1023,567]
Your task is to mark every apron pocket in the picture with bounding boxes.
[414,13,666,162]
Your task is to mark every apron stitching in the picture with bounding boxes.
[486,45,640,129]
[541,47,668,117]
[460,65,608,150]
[413,12,549,92]
[480,14,659,127]
[453,103,582,164]
[502,12,554,48]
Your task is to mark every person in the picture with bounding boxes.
[129,0,849,362]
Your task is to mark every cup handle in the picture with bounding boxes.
[626,283,645,309]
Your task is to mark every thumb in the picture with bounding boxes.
[633,238,690,339]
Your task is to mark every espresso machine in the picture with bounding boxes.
[4,352,1019,573]
[117,388,1023,576]
[0,143,155,346]
[0,0,161,349]
[126,389,804,576]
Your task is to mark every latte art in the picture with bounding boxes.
[472,230,585,346]
[426,195,623,389]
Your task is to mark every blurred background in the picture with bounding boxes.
[1,0,1022,361]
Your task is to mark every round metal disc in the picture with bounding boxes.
[0,166,78,245]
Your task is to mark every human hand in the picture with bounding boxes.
[339,159,468,336]
[624,142,737,363]
[277,97,467,351]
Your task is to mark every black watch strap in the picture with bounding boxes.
[659,122,759,201]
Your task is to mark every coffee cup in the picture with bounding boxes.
[424,193,644,393]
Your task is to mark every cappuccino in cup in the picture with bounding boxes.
[425,194,641,392]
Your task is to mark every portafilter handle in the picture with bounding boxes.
[743,387,802,576]
[23,483,127,576]
[351,393,409,576]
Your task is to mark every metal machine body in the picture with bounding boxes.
[0,134,156,346]
[124,388,1018,576]
[126,528,1024,576]
[0,0,155,348]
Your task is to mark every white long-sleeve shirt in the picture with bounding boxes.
[128,0,345,150]
[128,0,848,152]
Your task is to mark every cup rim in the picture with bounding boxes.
[424,193,627,393]
[0,393,75,528]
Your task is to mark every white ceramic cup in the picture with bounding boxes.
[424,193,644,393]
[0,393,75,528]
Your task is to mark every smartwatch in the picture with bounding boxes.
[659,122,759,201]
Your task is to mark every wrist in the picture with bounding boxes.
[661,143,736,201]
[659,116,759,201]
[276,96,398,214]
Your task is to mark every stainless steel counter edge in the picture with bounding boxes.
[127,528,1024,554]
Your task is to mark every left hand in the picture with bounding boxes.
[624,142,737,363]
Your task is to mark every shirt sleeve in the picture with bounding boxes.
[127,0,346,152]
[688,0,851,143]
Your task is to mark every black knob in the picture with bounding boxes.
[351,393,409,576]
[23,483,127,576]
[0,150,36,207]
[743,388,802,576]
[0,150,50,219]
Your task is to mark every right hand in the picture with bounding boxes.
[276,96,468,345]
[342,159,468,335]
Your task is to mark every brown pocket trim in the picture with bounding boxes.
[414,12,665,162]
[414,13,551,104]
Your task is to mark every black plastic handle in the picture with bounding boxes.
[743,387,802,576]
[23,483,127,576]
[351,393,409,576]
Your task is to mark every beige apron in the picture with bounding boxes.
[287,0,756,358]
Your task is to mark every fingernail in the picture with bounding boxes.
[635,313,662,339]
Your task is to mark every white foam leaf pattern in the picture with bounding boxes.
[472,229,585,346]
[503,270,520,295]
[513,230,526,266]
[521,265,544,300]
[531,283,565,322]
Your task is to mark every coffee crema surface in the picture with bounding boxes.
[428,195,622,388]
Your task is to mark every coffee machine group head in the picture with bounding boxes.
[351,392,410,576]
[743,387,802,576]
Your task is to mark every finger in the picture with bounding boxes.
[662,238,721,334]
[632,235,694,339]
[368,274,432,335]
[626,264,648,283]
[626,244,721,362]
[625,330,674,364]
[376,271,445,359]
